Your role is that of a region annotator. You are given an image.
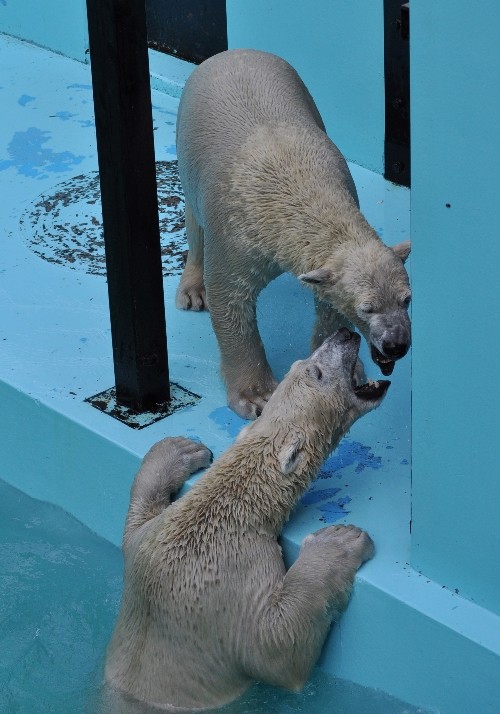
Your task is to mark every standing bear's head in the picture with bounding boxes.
[300,240,411,376]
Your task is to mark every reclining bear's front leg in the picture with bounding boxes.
[123,437,212,555]
[243,524,374,691]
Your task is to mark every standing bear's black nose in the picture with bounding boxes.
[382,340,409,359]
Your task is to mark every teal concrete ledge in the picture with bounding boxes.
[0,0,89,62]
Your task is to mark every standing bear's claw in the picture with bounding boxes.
[175,283,207,311]
[228,382,278,420]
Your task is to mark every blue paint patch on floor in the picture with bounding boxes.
[0,127,84,178]
[208,406,247,438]
[318,496,353,523]
[53,111,77,121]
[319,439,383,478]
[299,439,382,522]
[300,487,341,506]
[18,94,35,106]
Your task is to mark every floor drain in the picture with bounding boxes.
[19,160,187,277]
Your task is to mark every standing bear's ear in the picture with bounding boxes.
[298,268,334,285]
[278,430,307,475]
[391,240,411,263]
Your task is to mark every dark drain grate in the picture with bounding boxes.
[19,160,187,277]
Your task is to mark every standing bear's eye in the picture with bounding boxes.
[401,294,412,308]
[358,303,375,315]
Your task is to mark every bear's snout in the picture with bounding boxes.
[381,338,409,360]
[334,327,355,343]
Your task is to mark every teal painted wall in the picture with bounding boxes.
[2,0,385,173]
[226,0,385,174]
[0,380,139,547]
[0,0,89,62]
[411,0,500,614]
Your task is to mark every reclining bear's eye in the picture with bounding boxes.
[359,303,375,315]
[401,294,412,308]
[312,365,323,381]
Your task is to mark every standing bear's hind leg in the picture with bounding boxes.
[176,203,207,311]
[123,437,212,553]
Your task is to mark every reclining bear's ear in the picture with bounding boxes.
[391,240,411,263]
[298,268,334,285]
[278,430,306,475]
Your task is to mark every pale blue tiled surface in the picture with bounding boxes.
[1,32,499,714]
[410,0,500,618]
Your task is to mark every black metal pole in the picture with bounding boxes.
[86,0,170,411]
[384,0,411,187]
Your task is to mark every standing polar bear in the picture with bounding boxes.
[175,49,411,419]
[105,329,390,711]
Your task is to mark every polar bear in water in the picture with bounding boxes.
[105,329,389,710]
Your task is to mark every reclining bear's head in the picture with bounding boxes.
[238,328,390,477]
[300,240,411,376]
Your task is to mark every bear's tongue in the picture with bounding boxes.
[370,345,395,376]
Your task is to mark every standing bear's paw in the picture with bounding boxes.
[175,265,207,311]
[302,524,375,567]
[228,380,279,420]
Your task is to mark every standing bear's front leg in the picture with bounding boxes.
[243,524,374,691]
[204,250,279,420]
[123,437,212,555]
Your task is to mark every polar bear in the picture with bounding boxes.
[105,328,390,711]
[175,48,411,419]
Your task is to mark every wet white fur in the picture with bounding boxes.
[105,334,385,711]
[175,49,411,419]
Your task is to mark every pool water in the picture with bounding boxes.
[0,479,430,714]
[0,478,122,713]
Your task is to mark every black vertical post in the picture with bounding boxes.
[86,0,170,411]
[384,0,411,187]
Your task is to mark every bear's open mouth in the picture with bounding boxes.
[353,379,391,402]
[370,344,395,376]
